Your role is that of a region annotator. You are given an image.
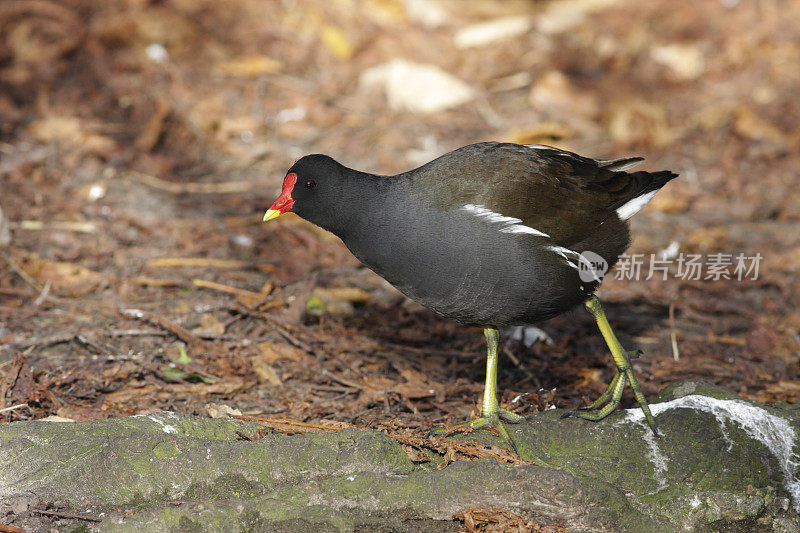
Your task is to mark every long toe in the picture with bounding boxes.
[469,413,519,452]
[498,407,525,423]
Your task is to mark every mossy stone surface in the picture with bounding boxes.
[1,380,798,532]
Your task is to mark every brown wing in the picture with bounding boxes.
[412,142,674,245]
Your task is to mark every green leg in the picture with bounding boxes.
[467,327,524,448]
[564,296,659,435]
[430,327,524,449]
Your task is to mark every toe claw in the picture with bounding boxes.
[627,349,644,360]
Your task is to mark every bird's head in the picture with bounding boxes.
[263,154,344,226]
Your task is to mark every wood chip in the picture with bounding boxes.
[192,279,265,300]
[148,258,249,268]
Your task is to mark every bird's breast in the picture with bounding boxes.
[338,206,586,326]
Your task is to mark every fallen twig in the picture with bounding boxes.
[10,220,97,233]
[0,403,27,414]
[109,328,170,337]
[120,308,211,352]
[321,371,363,390]
[32,279,51,307]
[234,415,353,437]
[129,170,255,194]
[15,333,74,349]
[669,301,680,361]
[147,257,250,268]
[131,276,185,287]
[233,304,319,357]
[31,509,102,522]
[192,279,265,300]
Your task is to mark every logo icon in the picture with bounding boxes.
[578,251,609,283]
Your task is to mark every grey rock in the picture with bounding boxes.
[0,381,798,532]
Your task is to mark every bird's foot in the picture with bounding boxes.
[468,408,524,451]
[429,407,524,451]
[470,407,525,425]
[562,356,659,436]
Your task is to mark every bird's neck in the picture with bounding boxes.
[314,169,396,240]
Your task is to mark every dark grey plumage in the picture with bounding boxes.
[282,142,677,327]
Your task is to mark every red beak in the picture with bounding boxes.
[264,172,297,221]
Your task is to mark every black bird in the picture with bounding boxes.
[264,142,677,444]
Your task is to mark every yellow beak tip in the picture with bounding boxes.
[263,209,281,222]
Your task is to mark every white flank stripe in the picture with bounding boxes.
[545,245,580,271]
[616,190,657,220]
[545,245,602,282]
[461,204,549,237]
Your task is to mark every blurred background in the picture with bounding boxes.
[1,0,798,424]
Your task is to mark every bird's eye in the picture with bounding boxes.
[305,179,316,189]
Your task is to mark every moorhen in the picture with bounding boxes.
[264,142,677,444]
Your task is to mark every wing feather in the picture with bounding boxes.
[407,143,677,245]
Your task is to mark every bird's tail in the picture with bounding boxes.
[613,170,679,220]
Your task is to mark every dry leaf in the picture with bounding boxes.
[734,107,788,144]
[215,55,283,77]
[650,43,705,80]
[401,444,430,462]
[27,116,78,141]
[392,369,442,399]
[607,99,674,148]
[361,375,396,392]
[27,116,116,154]
[537,0,622,35]
[506,123,569,146]
[321,25,354,60]
[393,382,436,399]
[454,16,531,49]
[454,507,566,533]
[134,99,170,152]
[649,191,691,213]
[16,252,104,297]
[404,0,447,27]
[206,402,242,418]
[685,226,728,251]
[529,70,599,119]
[364,0,407,24]
[192,314,226,336]
[252,357,283,385]
[39,415,75,422]
[360,60,475,113]
[313,287,372,303]
[573,368,603,389]
[258,342,305,363]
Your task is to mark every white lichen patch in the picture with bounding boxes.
[143,412,179,434]
[625,395,800,510]
[689,494,702,508]
[638,419,669,492]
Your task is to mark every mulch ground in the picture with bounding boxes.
[2,0,799,431]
